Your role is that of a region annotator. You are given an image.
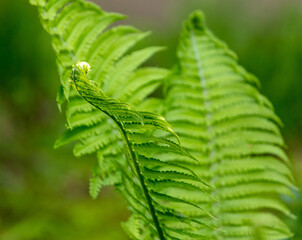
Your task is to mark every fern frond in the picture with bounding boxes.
[163,11,295,239]
[31,1,297,238]
[30,0,169,196]
[71,62,214,239]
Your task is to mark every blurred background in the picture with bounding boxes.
[0,0,301,239]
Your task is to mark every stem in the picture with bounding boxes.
[114,120,165,240]
[73,76,165,240]
[190,29,219,238]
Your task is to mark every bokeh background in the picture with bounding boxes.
[0,0,301,239]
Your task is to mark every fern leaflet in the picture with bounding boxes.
[163,11,296,239]
[71,62,214,239]
[29,0,169,197]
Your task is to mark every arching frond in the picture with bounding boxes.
[30,1,297,238]
[30,0,169,196]
[163,11,295,240]
[71,62,214,240]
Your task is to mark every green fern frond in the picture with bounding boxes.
[71,62,214,239]
[30,0,169,196]
[163,10,295,240]
[30,1,297,238]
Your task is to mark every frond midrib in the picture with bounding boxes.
[73,72,166,240]
[190,28,219,235]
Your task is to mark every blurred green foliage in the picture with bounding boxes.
[0,0,301,239]
[0,1,129,239]
[145,1,302,141]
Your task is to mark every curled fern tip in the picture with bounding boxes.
[187,10,206,31]
[74,61,92,76]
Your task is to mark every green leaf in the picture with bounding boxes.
[70,61,214,239]
[163,10,295,239]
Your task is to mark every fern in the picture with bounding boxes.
[30,0,297,239]
[29,0,169,196]
[163,11,296,239]
[71,62,214,239]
